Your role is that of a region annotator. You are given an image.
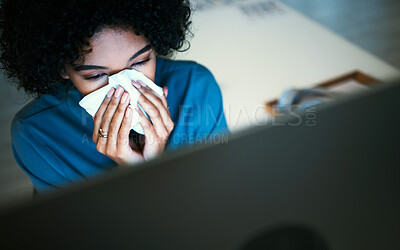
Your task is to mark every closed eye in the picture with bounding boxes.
[131,56,151,69]
[85,73,107,81]
[84,56,151,81]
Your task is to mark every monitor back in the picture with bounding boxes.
[0,82,399,250]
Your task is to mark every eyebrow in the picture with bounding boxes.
[73,44,152,72]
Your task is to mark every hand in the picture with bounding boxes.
[132,80,174,161]
[92,86,145,166]
[92,82,173,166]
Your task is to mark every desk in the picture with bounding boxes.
[177,0,400,132]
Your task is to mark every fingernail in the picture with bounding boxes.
[115,87,123,97]
[121,92,128,104]
[132,81,141,89]
[107,88,115,98]
[138,81,146,87]
[126,107,132,117]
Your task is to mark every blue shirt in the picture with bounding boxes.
[11,57,229,194]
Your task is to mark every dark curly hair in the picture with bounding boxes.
[0,0,192,97]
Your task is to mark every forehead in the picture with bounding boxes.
[82,28,149,65]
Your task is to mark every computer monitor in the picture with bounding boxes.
[0,80,399,250]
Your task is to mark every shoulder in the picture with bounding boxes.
[156,57,216,84]
[156,57,222,101]
[156,56,209,74]
[11,83,74,146]
[158,58,229,149]
[11,95,56,149]
[13,83,71,122]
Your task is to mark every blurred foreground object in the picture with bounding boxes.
[0,78,399,250]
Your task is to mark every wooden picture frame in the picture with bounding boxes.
[264,70,380,115]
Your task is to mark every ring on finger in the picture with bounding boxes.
[99,128,108,137]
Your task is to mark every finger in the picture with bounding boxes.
[137,92,169,139]
[161,87,170,115]
[158,86,168,108]
[93,88,115,144]
[96,86,124,153]
[135,105,159,146]
[134,80,168,109]
[163,86,168,98]
[117,106,134,152]
[135,84,174,134]
[106,91,131,155]
[138,86,174,133]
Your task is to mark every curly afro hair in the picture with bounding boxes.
[0,0,192,97]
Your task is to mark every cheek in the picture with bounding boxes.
[65,68,107,97]
[70,75,107,97]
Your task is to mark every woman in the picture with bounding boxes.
[0,0,229,194]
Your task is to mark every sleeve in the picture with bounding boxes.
[11,118,72,195]
[192,64,230,144]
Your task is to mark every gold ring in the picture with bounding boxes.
[99,128,108,138]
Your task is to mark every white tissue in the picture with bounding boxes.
[79,68,164,135]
